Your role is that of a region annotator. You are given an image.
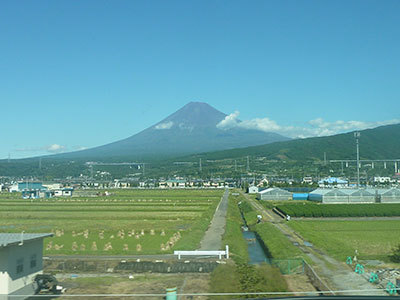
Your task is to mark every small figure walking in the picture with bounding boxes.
[257,215,263,224]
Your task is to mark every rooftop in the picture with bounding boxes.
[0,233,53,248]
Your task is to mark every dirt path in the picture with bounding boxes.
[240,191,386,296]
[198,189,229,250]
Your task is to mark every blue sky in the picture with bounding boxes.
[1,0,399,158]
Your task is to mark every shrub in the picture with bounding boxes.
[209,263,288,298]
[209,264,241,299]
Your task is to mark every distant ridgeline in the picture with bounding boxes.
[189,123,400,162]
[1,123,400,178]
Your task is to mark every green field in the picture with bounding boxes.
[276,202,400,217]
[288,220,400,261]
[0,189,223,255]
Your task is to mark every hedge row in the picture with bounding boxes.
[276,203,400,217]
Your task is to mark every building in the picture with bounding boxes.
[302,177,313,184]
[42,183,62,190]
[318,177,348,188]
[52,188,74,197]
[8,182,48,199]
[248,186,259,194]
[380,188,400,203]
[257,178,269,187]
[308,188,349,203]
[256,188,292,201]
[0,233,53,299]
[344,189,376,203]
[373,176,395,184]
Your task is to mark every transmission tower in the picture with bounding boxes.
[354,131,360,187]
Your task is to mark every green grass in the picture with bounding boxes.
[288,220,400,261]
[209,263,288,298]
[276,203,400,218]
[255,222,307,261]
[0,189,222,255]
[238,200,259,227]
[221,193,249,264]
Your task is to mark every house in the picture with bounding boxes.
[0,233,53,299]
[257,178,269,187]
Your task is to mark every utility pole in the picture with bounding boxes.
[354,131,360,188]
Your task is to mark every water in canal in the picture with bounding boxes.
[242,230,270,264]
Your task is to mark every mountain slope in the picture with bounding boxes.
[191,123,400,161]
[53,102,289,160]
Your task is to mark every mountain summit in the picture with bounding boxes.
[153,102,226,129]
[55,102,289,160]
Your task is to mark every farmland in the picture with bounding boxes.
[275,202,400,218]
[0,189,223,255]
[288,220,400,261]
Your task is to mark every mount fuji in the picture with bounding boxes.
[52,102,289,160]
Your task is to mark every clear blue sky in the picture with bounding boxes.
[1,0,399,158]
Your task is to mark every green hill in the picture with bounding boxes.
[190,123,400,162]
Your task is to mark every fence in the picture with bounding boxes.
[303,260,334,295]
[271,258,304,275]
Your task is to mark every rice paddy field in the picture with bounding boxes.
[288,220,400,262]
[0,189,223,255]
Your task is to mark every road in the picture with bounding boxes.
[198,188,229,250]
[239,190,387,296]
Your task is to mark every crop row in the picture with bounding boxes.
[275,203,400,217]
[0,206,207,212]
[0,211,201,220]
[0,201,212,206]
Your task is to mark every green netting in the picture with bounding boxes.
[270,258,304,275]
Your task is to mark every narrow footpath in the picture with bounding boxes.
[198,189,229,250]
[240,190,387,296]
